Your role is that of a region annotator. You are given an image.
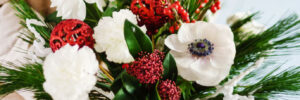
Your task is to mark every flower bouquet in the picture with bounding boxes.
[1,0,300,100]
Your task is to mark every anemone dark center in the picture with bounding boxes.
[188,39,214,57]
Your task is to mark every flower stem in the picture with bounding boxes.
[98,62,114,81]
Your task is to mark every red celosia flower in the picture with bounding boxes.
[126,50,164,84]
[158,79,181,100]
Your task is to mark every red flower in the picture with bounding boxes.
[126,50,164,84]
[50,19,94,52]
[158,79,181,100]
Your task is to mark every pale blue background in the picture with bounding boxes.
[215,0,300,66]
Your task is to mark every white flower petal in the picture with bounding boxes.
[93,9,140,63]
[165,34,188,53]
[43,44,98,100]
[51,0,86,20]
[166,21,236,86]
[85,0,106,11]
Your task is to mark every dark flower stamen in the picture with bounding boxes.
[188,39,214,57]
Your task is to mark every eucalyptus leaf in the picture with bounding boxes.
[124,19,153,58]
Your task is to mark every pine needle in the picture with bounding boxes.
[0,63,52,100]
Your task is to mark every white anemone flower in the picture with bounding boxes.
[93,9,145,63]
[165,21,236,86]
[50,0,108,20]
[43,44,99,100]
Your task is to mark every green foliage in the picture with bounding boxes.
[10,0,52,47]
[236,66,300,99]
[230,14,300,78]
[102,7,118,17]
[0,63,52,100]
[45,11,62,25]
[176,77,195,100]
[230,13,258,43]
[98,53,123,78]
[162,52,178,81]
[124,19,153,58]
[84,2,102,28]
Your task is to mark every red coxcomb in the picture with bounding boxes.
[50,19,94,52]
[158,79,181,100]
[126,50,164,84]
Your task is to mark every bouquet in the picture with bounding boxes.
[1,0,300,100]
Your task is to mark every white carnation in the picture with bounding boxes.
[50,0,109,20]
[93,9,145,63]
[43,44,99,100]
[165,21,236,86]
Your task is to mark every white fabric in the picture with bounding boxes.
[0,3,34,100]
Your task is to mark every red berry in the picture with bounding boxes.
[216,0,220,5]
[175,24,180,30]
[195,8,200,14]
[216,4,221,9]
[210,6,217,13]
[204,0,209,3]
[169,26,175,33]
[191,20,196,23]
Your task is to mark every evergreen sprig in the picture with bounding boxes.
[236,66,300,99]
[10,0,52,47]
[230,14,300,77]
[0,63,52,100]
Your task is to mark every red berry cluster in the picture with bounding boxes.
[130,0,190,35]
[167,1,190,33]
[50,19,94,52]
[195,0,221,14]
[125,50,164,84]
[210,0,221,13]
[158,79,181,100]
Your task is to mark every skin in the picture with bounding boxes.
[25,0,56,16]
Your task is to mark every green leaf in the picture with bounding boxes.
[121,73,146,100]
[99,53,123,78]
[162,52,178,81]
[102,7,117,17]
[113,88,133,100]
[84,2,102,28]
[121,73,141,94]
[45,11,62,25]
[149,82,161,100]
[124,19,153,58]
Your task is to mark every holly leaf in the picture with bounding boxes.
[102,7,117,17]
[162,52,178,81]
[124,19,153,58]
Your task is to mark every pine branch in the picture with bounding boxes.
[236,66,300,99]
[0,63,52,100]
[229,14,300,78]
[10,0,52,47]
